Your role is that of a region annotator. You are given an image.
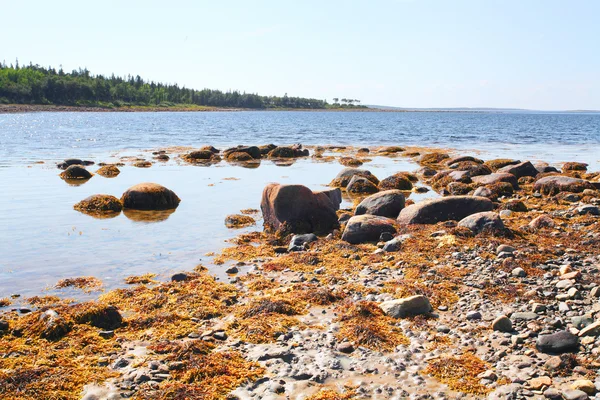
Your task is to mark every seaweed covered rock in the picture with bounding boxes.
[223,146,261,160]
[471,173,518,189]
[379,295,432,318]
[20,309,71,340]
[183,150,220,163]
[346,176,379,194]
[339,157,363,167]
[96,165,120,177]
[133,160,152,168]
[484,159,520,171]
[341,214,397,244]
[268,146,309,158]
[261,184,340,235]
[71,303,123,330]
[447,182,472,195]
[74,195,123,214]
[534,176,594,196]
[259,144,277,155]
[59,165,93,180]
[225,214,256,228]
[497,161,539,179]
[378,146,405,154]
[330,168,379,188]
[419,152,449,165]
[445,156,484,166]
[227,152,254,162]
[121,183,180,210]
[355,190,406,218]
[397,196,494,225]
[416,166,437,179]
[458,212,505,235]
[562,162,588,172]
[378,173,413,191]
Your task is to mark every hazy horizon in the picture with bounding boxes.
[2,0,599,111]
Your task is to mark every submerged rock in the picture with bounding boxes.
[329,168,379,188]
[261,184,340,235]
[74,195,123,214]
[341,215,397,244]
[59,165,93,180]
[397,196,493,225]
[121,183,180,210]
[355,190,406,218]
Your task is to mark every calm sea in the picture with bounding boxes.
[0,111,598,299]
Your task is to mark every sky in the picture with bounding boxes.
[2,0,599,110]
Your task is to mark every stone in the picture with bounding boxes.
[497,161,539,179]
[355,190,406,218]
[346,176,379,194]
[466,311,482,320]
[511,312,538,321]
[378,173,413,191]
[288,233,318,252]
[534,162,559,174]
[577,205,600,216]
[562,389,589,400]
[379,295,433,318]
[99,330,115,339]
[96,165,121,177]
[171,273,188,282]
[397,196,494,225]
[578,321,600,337]
[121,183,180,210]
[223,145,261,160]
[472,172,519,189]
[268,146,309,158]
[492,315,513,332]
[543,388,562,400]
[329,168,379,188]
[457,212,505,235]
[341,215,397,244]
[497,244,515,254]
[337,342,355,353]
[382,234,411,252]
[534,176,594,196]
[59,165,93,180]
[528,215,555,230]
[512,267,527,277]
[74,195,123,214]
[571,380,595,395]
[74,305,122,330]
[183,150,219,162]
[536,330,579,353]
[529,376,552,390]
[261,184,340,235]
[0,320,9,332]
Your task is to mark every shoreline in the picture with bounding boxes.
[1,145,599,399]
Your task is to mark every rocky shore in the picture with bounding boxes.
[1,145,600,400]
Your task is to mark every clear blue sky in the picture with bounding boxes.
[3,0,599,110]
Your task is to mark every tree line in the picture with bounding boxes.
[0,61,364,110]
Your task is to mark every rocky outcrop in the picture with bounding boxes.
[341,215,397,244]
[330,168,379,188]
[397,196,494,225]
[355,190,406,218]
[261,184,340,234]
[533,176,595,196]
[121,183,181,210]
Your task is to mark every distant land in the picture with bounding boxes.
[365,105,600,113]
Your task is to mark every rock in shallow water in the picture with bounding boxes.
[121,183,180,210]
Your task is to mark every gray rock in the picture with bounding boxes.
[497,161,539,178]
[534,176,594,196]
[466,311,482,321]
[342,215,397,244]
[458,211,505,234]
[577,205,600,216]
[472,172,519,189]
[511,312,538,321]
[562,389,589,400]
[346,176,379,194]
[288,233,318,252]
[492,315,513,332]
[578,321,600,337]
[355,190,406,218]
[512,267,527,277]
[330,168,379,188]
[397,196,494,225]
[536,330,579,353]
[382,234,411,252]
[379,295,433,318]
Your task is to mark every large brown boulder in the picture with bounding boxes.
[397,196,494,225]
[533,176,594,196]
[472,172,519,189]
[121,183,181,210]
[223,146,261,160]
[330,168,379,188]
[341,215,397,244]
[261,184,340,234]
[355,190,406,218]
[497,161,539,179]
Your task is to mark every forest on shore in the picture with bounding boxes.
[0,62,365,110]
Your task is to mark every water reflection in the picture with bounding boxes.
[123,208,177,223]
[62,178,92,186]
[75,209,121,220]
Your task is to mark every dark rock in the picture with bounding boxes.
[382,234,411,252]
[261,184,340,235]
[484,159,521,171]
[268,146,309,158]
[121,183,180,210]
[337,342,355,353]
[59,165,93,180]
[73,304,123,330]
[379,232,394,242]
[378,173,413,191]
[355,190,406,218]
[447,182,472,195]
[223,146,261,160]
[397,196,494,225]
[346,176,379,194]
[259,144,277,155]
[445,156,483,166]
[534,162,559,174]
[562,162,588,172]
[458,212,505,235]
[536,330,579,354]
[288,233,318,252]
[329,168,379,188]
[0,320,8,332]
[528,215,555,230]
[341,215,397,244]
[96,165,121,177]
[416,166,437,178]
[497,161,539,178]
[171,273,189,282]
